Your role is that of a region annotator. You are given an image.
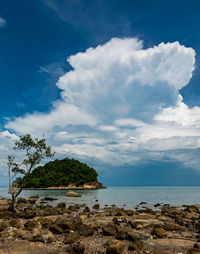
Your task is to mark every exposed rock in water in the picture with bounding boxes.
[65,191,81,197]
[92,204,100,209]
[57,202,66,208]
[29,195,39,199]
[43,197,57,201]
[83,206,90,212]
[27,198,38,204]
[17,198,27,204]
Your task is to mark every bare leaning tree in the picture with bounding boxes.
[7,134,54,212]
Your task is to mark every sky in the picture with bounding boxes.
[1,0,200,186]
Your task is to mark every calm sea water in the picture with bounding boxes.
[0,186,200,210]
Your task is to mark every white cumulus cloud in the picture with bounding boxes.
[4,37,200,170]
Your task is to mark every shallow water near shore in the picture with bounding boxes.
[0,186,200,209]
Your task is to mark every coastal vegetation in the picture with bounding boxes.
[15,158,99,188]
[7,134,54,211]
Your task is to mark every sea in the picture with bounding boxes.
[0,186,200,210]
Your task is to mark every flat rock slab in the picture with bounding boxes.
[147,238,195,250]
[0,241,65,254]
[0,200,9,210]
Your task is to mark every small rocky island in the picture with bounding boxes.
[15,158,105,190]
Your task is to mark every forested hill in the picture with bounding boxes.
[15,158,99,188]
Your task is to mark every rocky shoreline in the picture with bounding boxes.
[23,182,106,190]
[0,197,200,253]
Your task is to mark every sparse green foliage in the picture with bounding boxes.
[36,203,44,211]
[8,134,54,211]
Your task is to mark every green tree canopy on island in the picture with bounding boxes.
[15,158,98,188]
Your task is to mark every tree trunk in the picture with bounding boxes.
[8,193,16,212]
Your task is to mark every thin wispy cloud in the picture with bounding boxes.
[39,66,49,73]
[43,0,132,43]
[0,17,7,27]
[39,63,65,76]
[16,102,25,109]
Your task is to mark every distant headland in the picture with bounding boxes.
[14,158,105,190]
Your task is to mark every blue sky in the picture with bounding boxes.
[1,0,200,186]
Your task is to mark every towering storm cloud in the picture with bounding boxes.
[2,38,199,171]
